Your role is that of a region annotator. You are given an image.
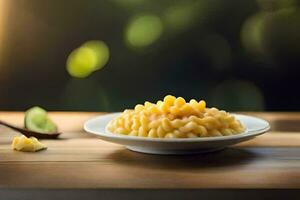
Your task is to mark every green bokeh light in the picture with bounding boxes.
[66,47,98,78]
[66,40,110,78]
[261,8,300,62]
[257,0,298,11]
[82,40,110,70]
[210,80,265,111]
[241,8,300,61]
[163,3,196,31]
[125,14,163,48]
[241,12,268,55]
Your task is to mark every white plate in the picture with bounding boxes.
[84,113,270,155]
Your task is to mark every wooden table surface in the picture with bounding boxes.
[1,112,300,190]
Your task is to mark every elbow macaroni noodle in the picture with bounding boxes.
[107,95,245,138]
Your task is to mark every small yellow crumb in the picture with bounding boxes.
[12,135,47,152]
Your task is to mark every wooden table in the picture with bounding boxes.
[1,112,300,199]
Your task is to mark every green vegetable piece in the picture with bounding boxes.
[25,106,58,133]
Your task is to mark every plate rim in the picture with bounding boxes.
[84,113,270,143]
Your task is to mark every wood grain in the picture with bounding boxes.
[0,112,300,189]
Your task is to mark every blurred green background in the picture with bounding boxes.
[0,0,300,112]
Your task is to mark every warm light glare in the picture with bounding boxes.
[0,0,6,42]
[0,0,8,71]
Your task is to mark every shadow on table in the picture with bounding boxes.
[105,147,262,170]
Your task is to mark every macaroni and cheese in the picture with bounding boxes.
[107,95,245,138]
